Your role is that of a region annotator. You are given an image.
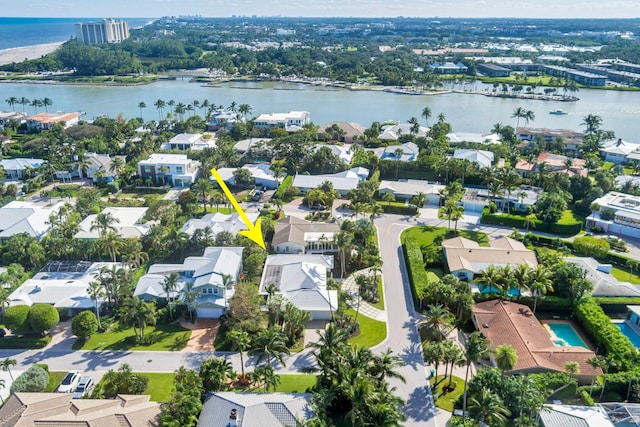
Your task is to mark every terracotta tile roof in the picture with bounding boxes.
[473,300,601,377]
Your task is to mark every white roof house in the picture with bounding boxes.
[259,254,336,320]
[0,200,64,240]
[293,167,369,196]
[138,154,201,187]
[447,132,501,145]
[180,212,259,238]
[379,124,428,141]
[134,247,244,318]
[198,392,313,427]
[233,138,271,154]
[589,192,640,239]
[209,109,243,131]
[0,158,44,179]
[253,111,310,132]
[567,257,640,298]
[380,142,419,161]
[539,405,614,427]
[453,149,495,168]
[216,164,281,189]
[162,133,216,151]
[312,144,354,164]
[601,138,640,164]
[378,179,444,205]
[7,261,119,313]
[74,207,150,239]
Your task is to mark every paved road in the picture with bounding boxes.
[373,214,438,427]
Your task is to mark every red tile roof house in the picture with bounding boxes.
[472,300,601,383]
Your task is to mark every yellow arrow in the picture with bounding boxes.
[210,168,266,250]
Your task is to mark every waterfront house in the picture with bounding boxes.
[134,247,244,318]
[0,158,44,179]
[272,216,340,254]
[259,254,336,320]
[198,392,313,427]
[7,261,118,315]
[380,142,419,161]
[161,133,216,151]
[215,164,281,189]
[379,125,428,142]
[452,149,495,168]
[208,109,242,131]
[253,111,310,132]
[317,121,366,143]
[180,212,259,238]
[0,393,160,426]
[0,111,26,128]
[462,185,542,213]
[446,132,501,146]
[25,112,81,132]
[430,62,468,74]
[590,192,640,239]
[377,179,443,205]
[601,138,640,165]
[472,300,600,382]
[515,152,587,177]
[74,207,150,239]
[567,257,640,298]
[0,200,63,240]
[516,127,585,154]
[442,236,537,284]
[137,154,200,187]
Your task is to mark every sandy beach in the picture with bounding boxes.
[0,42,64,66]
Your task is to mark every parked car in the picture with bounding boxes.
[73,376,94,399]
[57,371,81,393]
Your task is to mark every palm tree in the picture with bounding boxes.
[529,265,553,313]
[162,272,180,320]
[512,106,526,128]
[468,387,511,426]
[42,97,53,112]
[174,102,186,120]
[250,328,290,367]
[0,358,17,381]
[334,231,353,279]
[5,97,18,112]
[498,168,520,214]
[381,192,395,206]
[565,361,580,384]
[421,106,432,126]
[121,297,156,340]
[91,212,119,238]
[423,341,445,383]
[193,178,212,213]
[154,99,166,121]
[182,282,198,322]
[18,97,29,112]
[394,148,404,178]
[462,332,491,414]
[581,114,602,135]
[627,259,640,281]
[200,357,234,392]
[229,330,251,379]
[494,344,518,376]
[221,273,234,310]
[87,280,105,330]
[412,191,427,209]
[523,109,535,127]
[419,305,454,342]
[31,98,43,114]
[137,101,146,120]
[524,213,537,231]
[589,202,600,228]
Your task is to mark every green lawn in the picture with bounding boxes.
[432,375,465,412]
[44,371,68,392]
[347,308,387,348]
[401,226,489,248]
[274,374,317,393]
[370,277,385,311]
[558,209,585,225]
[611,266,640,284]
[140,372,175,402]
[73,322,191,351]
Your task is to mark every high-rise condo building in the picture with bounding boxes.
[75,19,130,45]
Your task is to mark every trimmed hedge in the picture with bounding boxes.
[481,212,581,236]
[580,390,595,406]
[473,294,573,314]
[273,175,293,200]
[381,204,417,215]
[402,236,430,308]
[574,299,639,371]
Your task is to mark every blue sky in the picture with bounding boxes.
[6,0,640,18]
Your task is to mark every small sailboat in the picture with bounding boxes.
[549,109,568,115]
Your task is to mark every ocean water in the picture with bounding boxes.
[0,17,154,50]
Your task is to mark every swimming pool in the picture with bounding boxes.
[615,322,640,348]
[547,322,589,349]
[478,285,522,297]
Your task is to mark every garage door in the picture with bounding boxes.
[196,308,223,318]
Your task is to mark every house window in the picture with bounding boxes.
[144,166,152,173]
[176,166,183,173]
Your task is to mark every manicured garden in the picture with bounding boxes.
[72,322,191,351]
[611,266,640,284]
[140,372,176,402]
[431,375,465,412]
[346,308,386,347]
[268,374,316,393]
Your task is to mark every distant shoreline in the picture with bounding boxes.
[0,42,64,66]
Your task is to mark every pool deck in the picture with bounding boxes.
[541,319,596,351]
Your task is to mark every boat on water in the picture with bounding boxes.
[549,109,568,115]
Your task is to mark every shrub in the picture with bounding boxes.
[402,236,432,308]
[573,236,611,259]
[574,299,639,371]
[94,364,149,399]
[381,204,417,215]
[29,304,60,335]
[72,311,98,339]
[10,365,49,392]
[3,305,31,334]
[580,390,595,406]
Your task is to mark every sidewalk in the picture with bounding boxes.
[340,268,387,322]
